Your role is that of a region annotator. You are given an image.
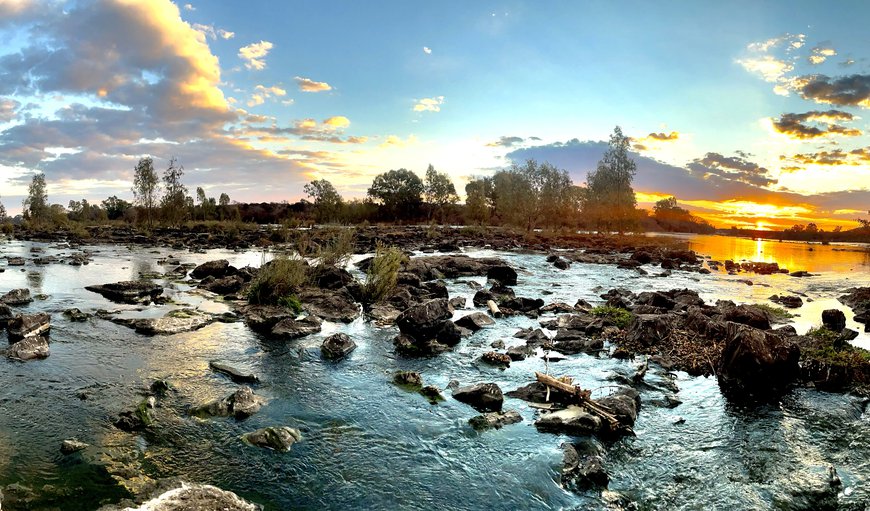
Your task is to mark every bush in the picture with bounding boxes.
[754,303,794,322]
[362,243,407,304]
[591,305,634,328]
[247,257,309,305]
[317,228,355,268]
[277,294,303,314]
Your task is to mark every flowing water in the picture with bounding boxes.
[1,234,869,510]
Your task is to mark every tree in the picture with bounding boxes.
[218,192,231,221]
[423,164,458,221]
[160,157,187,226]
[583,126,637,232]
[464,177,493,224]
[23,173,49,225]
[367,169,424,220]
[132,157,159,227]
[102,196,132,221]
[0,194,7,222]
[489,160,574,229]
[303,179,343,223]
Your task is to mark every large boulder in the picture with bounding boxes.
[535,406,603,436]
[0,288,32,306]
[396,298,452,340]
[487,265,518,286]
[85,281,163,304]
[0,304,14,326]
[455,312,495,332]
[321,333,356,360]
[469,410,522,431]
[240,305,296,333]
[821,309,847,332]
[191,259,231,279]
[271,315,322,339]
[209,361,260,384]
[201,274,246,295]
[452,383,504,412]
[7,336,50,360]
[191,386,264,420]
[7,312,50,341]
[721,304,772,330]
[625,314,671,347]
[298,288,360,323]
[241,426,302,451]
[562,442,609,489]
[99,484,261,511]
[311,266,354,290]
[500,297,545,313]
[717,322,799,399]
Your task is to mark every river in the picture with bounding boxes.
[1,234,869,510]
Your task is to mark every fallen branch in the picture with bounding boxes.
[534,372,621,431]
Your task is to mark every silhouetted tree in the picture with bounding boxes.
[102,195,132,221]
[132,157,159,227]
[464,177,493,224]
[160,157,187,226]
[304,179,343,223]
[584,126,637,232]
[423,164,458,221]
[23,173,49,225]
[367,169,424,220]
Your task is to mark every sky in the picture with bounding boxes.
[0,0,869,229]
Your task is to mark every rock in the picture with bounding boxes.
[419,385,444,403]
[60,439,89,454]
[838,328,859,342]
[771,466,840,511]
[553,258,571,270]
[448,296,466,311]
[367,303,403,325]
[790,270,813,277]
[393,371,423,387]
[634,291,676,310]
[191,259,231,279]
[625,314,671,347]
[396,298,452,340]
[63,308,91,322]
[562,443,609,489]
[114,400,154,431]
[551,335,603,355]
[209,361,259,384]
[821,309,847,332]
[469,410,522,431]
[717,322,799,399]
[722,303,772,330]
[770,294,803,309]
[298,288,360,323]
[202,274,245,295]
[490,339,506,349]
[507,345,533,361]
[271,315,322,339]
[150,379,171,396]
[191,386,265,420]
[117,309,214,335]
[0,288,32,305]
[500,297,545,313]
[312,265,353,290]
[7,257,25,266]
[239,304,296,332]
[7,312,50,341]
[481,351,511,367]
[104,484,262,511]
[596,389,640,429]
[321,333,356,360]
[455,312,495,332]
[452,383,504,412]
[487,265,518,286]
[6,336,50,360]
[535,406,603,436]
[241,426,302,452]
[85,281,163,304]
[435,320,463,346]
[0,304,13,325]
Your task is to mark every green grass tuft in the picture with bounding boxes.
[247,257,309,306]
[591,305,634,328]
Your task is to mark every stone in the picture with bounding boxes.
[455,312,495,332]
[117,309,214,335]
[0,288,32,305]
[298,287,360,323]
[209,361,259,384]
[0,304,13,326]
[241,426,302,452]
[271,315,322,339]
[821,309,847,332]
[625,314,671,347]
[191,386,265,420]
[321,333,356,360]
[717,322,799,399]
[240,305,297,333]
[535,406,603,436]
[770,295,803,309]
[85,281,163,304]
[487,265,518,286]
[469,410,522,431]
[7,336,50,360]
[396,298,452,340]
[722,304,772,330]
[102,484,261,511]
[562,443,609,489]
[63,308,91,322]
[7,312,50,341]
[452,383,504,412]
[60,439,89,454]
[190,259,231,279]
[393,371,423,387]
[448,296,466,311]
[481,351,511,367]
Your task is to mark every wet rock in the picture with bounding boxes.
[209,361,259,384]
[7,257,25,266]
[321,333,356,360]
[63,308,91,322]
[312,265,353,290]
[452,382,504,412]
[487,265,517,286]
[114,400,154,432]
[553,258,571,270]
[6,336,50,360]
[507,345,534,361]
[472,289,494,307]
[634,291,675,310]
[838,328,859,342]
[771,466,840,511]
[448,296,466,311]
[420,385,445,403]
[821,309,846,332]
[0,288,32,305]
[551,335,603,355]
[60,439,89,454]
[393,333,449,357]
[481,351,511,367]
[201,274,245,295]
[7,312,51,341]
[596,389,640,429]
[562,443,609,489]
[469,410,522,431]
[241,426,302,452]
[191,386,265,420]
[455,312,495,332]
[271,315,322,339]
[541,302,576,314]
[770,294,803,309]
[535,406,602,436]
[240,305,296,333]
[117,309,214,335]
[500,297,545,313]
[396,298,452,340]
[298,288,360,323]
[0,304,13,326]
[85,281,163,304]
[790,270,813,277]
[491,339,506,349]
[722,303,772,330]
[366,303,403,325]
[625,314,671,347]
[393,370,423,387]
[717,322,799,399]
[102,484,262,511]
[190,259,231,279]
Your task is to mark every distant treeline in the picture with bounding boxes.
[725,221,870,243]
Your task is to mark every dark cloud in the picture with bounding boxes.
[485,136,527,148]
[0,98,19,122]
[645,131,679,141]
[771,110,861,139]
[782,146,870,166]
[687,152,777,187]
[794,73,870,107]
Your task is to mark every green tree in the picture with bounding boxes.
[303,179,343,223]
[488,160,574,229]
[0,194,7,222]
[653,196,690,218]
[160,157,188,226]
[102,196,132,221]
[423,164,458,221]
[583,126,637,232]
[23,173,49,225]
[464,177,493,224]
[367,169,424,220]
[218,192,230,220]
[132,157,159,227]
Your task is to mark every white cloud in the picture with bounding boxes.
[423,46,432,54]
[183,3,194,11]
[736,55,793,83]
[218,29,234,39]
[0,97,19,122]
[294,76,332,92]
[247,84,287,106]
[239,40,273,70]
[412,96,445,112]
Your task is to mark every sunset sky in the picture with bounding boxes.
[1,0,869,229]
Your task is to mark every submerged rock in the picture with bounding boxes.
[393,370,423,387]
[209,361,259,384]
[85,281,163,304]
[6,336,50,360]
[0,288,32,306]
[115,309,214,335]
[60,439,89,454]
[241,426,302,452]
[469,410,522,431]
[452,383,504,412]
[63,308,91,322]
[271,315,322,339]
[7,312,50,341]
[455,312,495,332]
[562,442,609,489]
[191,386,265,420]
[321,333,356,360]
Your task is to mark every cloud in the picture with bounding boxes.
[485,136,528,148]
[247,84,286,106]
[380,134,418,148]
[737,55,794,83]
[790,74,870,107]
[237,116,364,144]
[413,96,444,112]
[294,76,332,92]
[323,115,350,129]
[239,40,273,70]
[782,146,870,166]
[423,46,432,54]
[631,131,680,150]
[747,33,806,52]
[0,98,19,122]
[688,152,777,187]
[218,29,234,40]
[193,24,234,41]
[808,46,837,65]
[183,3,194,11]
[770,110,862,139]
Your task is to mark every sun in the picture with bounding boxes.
[755,221,767,231]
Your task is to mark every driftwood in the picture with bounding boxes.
[486,300,502,317]
[535,372,621,431]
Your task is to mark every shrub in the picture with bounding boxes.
[754,303,794,322]
[591,305,634,328]
[247,257,309,305]
[277,294,303,314]
[362,243,407,304]
[317,228,355,268]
